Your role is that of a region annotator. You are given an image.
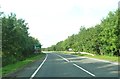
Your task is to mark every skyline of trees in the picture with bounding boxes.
[45,9,120,56]
[1,13,42,66]
[1,7,120,67]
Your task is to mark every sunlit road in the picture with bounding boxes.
[5,52,119,78]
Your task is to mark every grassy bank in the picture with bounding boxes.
[72,53,119,63]
[57,51,119,63]
[1,53,46,76]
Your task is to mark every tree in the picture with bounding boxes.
[47,9,119,56]
[2,13,42,66]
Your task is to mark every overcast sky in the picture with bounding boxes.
[0,0,119,48]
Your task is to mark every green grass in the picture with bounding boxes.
[1,53,46,76]
[60,51,119,63]
[84,54,119,62]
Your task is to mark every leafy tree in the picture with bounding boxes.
[47,9,119,56]
[2,13,42,66]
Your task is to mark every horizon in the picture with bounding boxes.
[0,0,119,48]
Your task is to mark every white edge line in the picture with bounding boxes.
[73,63,95,77]
[55,54,69,62]
[67,54,118,65]
[30,54,48,79]
[84,57,118,65]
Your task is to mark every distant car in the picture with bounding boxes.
[68,48,72,51]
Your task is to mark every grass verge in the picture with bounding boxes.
[74,53,119,63]
[59,51,119,63]
[1,53,46,76]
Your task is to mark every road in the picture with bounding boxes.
[4,52,119,78]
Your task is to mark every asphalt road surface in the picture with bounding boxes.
[5,52,119,78]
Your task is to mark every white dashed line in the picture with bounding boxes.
[55,53,95,77]
[73,63,95,77]
[55,54,70,62]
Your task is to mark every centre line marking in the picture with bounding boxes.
[73,63,95,77]
[55,54,69,62]
[30,54,48,79]
[55,53,95,77]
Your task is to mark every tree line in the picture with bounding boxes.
[1,12,41,66]
[44,9,120,56]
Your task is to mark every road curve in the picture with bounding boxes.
[3,52,119,78]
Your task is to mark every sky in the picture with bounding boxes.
[0,0,119,48]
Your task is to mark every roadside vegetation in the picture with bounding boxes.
[1,53,45,76]
[52,51,119,62]
[0,11,44,76]
[43,9,120,58]
[72,53,118,63]
[1,12,42,67]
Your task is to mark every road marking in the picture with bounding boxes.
[30,54,48,79]
[56,53,95,77]
[64,54,118,65]
[73,63,95,77]
[84,57,118,65]
[55,54,70,62]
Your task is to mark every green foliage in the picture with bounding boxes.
[2,53,45,76]
[2,13,42,66]
[46,9,120,56]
